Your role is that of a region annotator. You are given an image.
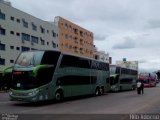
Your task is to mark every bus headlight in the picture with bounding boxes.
[9,91,13,95]
[111,85,115,89]
[28,92,34,96]
[28,89,39,96]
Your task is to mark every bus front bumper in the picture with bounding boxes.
[9,89,39,102]
[110,85,119,92]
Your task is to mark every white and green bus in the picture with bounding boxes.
[110,65,138,92]
[9,50,110,102]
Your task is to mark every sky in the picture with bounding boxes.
[9,0,160,72]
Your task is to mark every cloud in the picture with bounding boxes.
[138,59,147,64]
[94,34,107,41]
[9,0,160,72]
[112,37,136,49]
[147,19,160,29]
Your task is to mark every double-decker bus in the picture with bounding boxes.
[9,50,110,102]
[110,65,138,92]
[138,73,157,87]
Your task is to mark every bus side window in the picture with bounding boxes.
[91,76,97,84]
[41,51,60,65]
[60,55,90,68]
[106,77,110,84]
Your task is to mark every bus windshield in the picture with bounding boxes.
[110,75,119,85]
[12,51,61,90]
[15,51,44,66]
[110,65,120,74]
[110,66,116,74]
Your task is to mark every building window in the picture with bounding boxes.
[0,26,5,35]
[21,46,30,52]
[40,26,45,33]
[31,36,39,44]
[16,33,20,36]
[10,16,14,21]
[17,19,20,23]
[69,25,72,31]
[95,55,99,60]
[47,42,49,45]
[10,46,14,49]
[80,31,83,37]
[32,22,37,31]
[10,31,14,35]
[74,37,78,40]
[52,30,56,37]
[0,58,5,65]
[80,39,84,45]
[22,19,28,28]
[40,38,45,45]
[65,23,68,29]
[21,33,30,41]
[69,45,72,49]
[0,10,5,20]
[0,43,5,50]
[10,60,14,63]
[65,43,68,48]
[69,35,72,40]
[65,34,68,39]
[52,41,56,48]
[31,48,37,50]
[16,47,20,50]
[73,28,78,35]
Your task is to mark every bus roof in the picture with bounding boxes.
[110,64,137,71]
[21,50,109,64]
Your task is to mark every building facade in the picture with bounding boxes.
[94,50,109,63]
[0,1,59,70]
[54,16,94,58]
[116,60,138,70]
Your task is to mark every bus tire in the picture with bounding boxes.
[55,90,63,102]
[132,86,136,90]
[100,87,104,95]
[95,87,100,96]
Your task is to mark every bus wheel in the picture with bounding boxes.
[132,86,135,90]
[95,88,100,96]
[100,87,104,95]
[55,91,63,102]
